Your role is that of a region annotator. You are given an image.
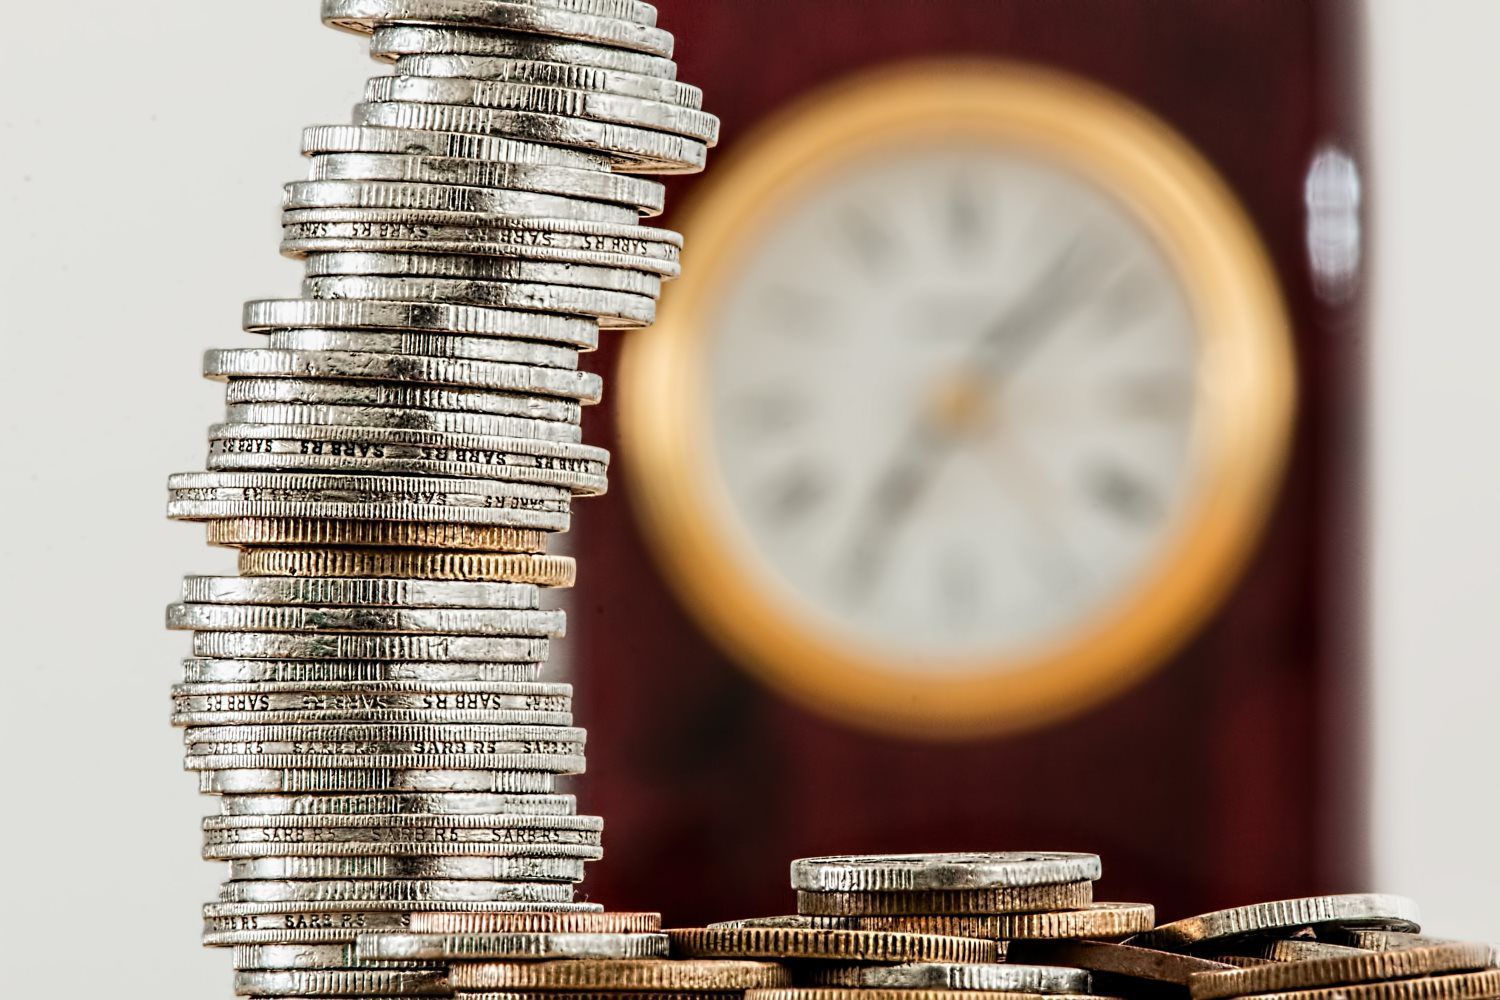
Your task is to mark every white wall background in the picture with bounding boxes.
[1367,0,1500,940]
[0,2,1496,993]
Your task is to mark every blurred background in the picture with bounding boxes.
[1,1,1497,994]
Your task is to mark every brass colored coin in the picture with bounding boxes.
[210,518,547,552]
[1190,942,1500,1000]
[1131,895,1421,950]
[1202,971,1500,1000]
[1008,940,1239,986]
[797,882,1092,916]
[843,903,1155,941]
[745,991,1105,1000]
[451,959,791,991]
[239,547,577,586]
[667,927,998,964]
[463,994,740,1000]
[411,911,662,934]
[1222,939,1370,962]
[1208,955,1276,969]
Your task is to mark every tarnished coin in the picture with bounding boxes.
[1189,942,1499,999]
[807,963,1090,994]
[667,927,999,964]
[409,911,661,934]
[1008,940,1239,986]
[218,878,574,904]
[242,296,600,349]
[1188,972,1500,1000]
[238,548,577,586]
[1325,932,1473,952]
[235,968,450,996]
[197,768,558,795]
[792,853,1102,893]
[229,854,585,881]
[359,930,669,961]
[839,904,1155,941]
[797,882,1092,916]
[207,518,551,553]
[450,958,789,991]
[1130,895,1423,950]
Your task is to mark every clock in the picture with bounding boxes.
[618,62,1295,737]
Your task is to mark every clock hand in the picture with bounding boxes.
[836,242,1093,601]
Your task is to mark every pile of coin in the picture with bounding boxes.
[163,1,715,997]
[1016,893,1499,1000]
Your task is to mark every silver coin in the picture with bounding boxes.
[219,879,575,904]
[283,178,639,225]
[232,942,438,971]
[266,328,579,368]
[176,681,570,709]
[307,152,666,214]
[167,602,567,636]
[302,273,657,326]
[222,378,584,424]
[235,968,450,997]
[809,963,1091,994]
[205,423,610,495]
[182,659,547,685]
[301,251,663,296]
[280,217,681,277]
[204,349,603,401]
[220,791,575,816]
[223,402,582,443]
[203,837,603,861]
[301,123,612,170]
[232,942,437,971]
[790,853,1104,893]
[358,929,668,962]
[355,101,706,173]
[227,855,584,881]
[369,25,677,80]
[243,296,600,349]
[198,768,557,795]
[186,752,587,774]
[1129,894,1423,950]
[364,76,718,143]
[331,0,662,32]
[203,901,601,945]
[180,576,541,609]
[395,55,699,107]
[186,632,552,662]
[322,0,674,57]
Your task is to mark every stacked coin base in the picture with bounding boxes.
[165,1,716,997]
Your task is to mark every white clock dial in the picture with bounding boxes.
[704,142,1200,669]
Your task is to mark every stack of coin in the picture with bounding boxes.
[1012,894,1500,1000]
[348,910,791,999]
[701,853,1153,955]
[677,853,1140,1000]
[163,1,716,997]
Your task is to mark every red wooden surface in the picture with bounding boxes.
[570,0,1367,925]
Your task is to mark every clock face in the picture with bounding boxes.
[621,63,1293,736]
[707,143,1199,667]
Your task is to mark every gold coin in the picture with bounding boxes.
[843,903,1155,940]
[239,548,577,586]
[210,518,548,552]
[667,927,997,963]
[410,912,661,934]
[1190,944,1499,1000]
[452,959,790,991]
[797,882,1092,916]
[1223,971,1500,1000]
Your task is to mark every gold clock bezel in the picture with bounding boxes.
[618,61,1295,739]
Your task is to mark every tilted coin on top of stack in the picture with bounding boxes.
[164,0,716,996]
